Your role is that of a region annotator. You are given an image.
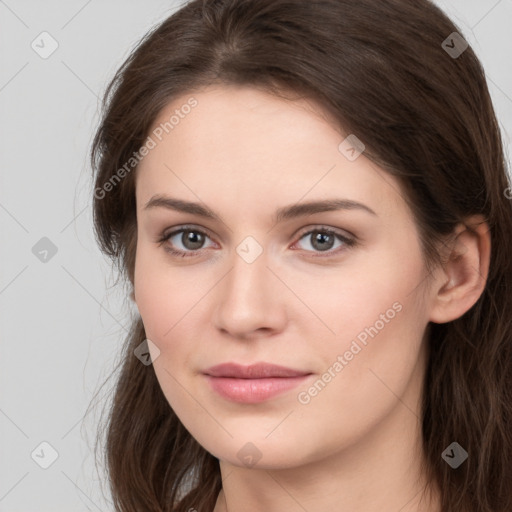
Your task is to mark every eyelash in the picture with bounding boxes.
[156,224,357,259]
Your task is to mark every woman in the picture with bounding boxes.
[90,0,512,511]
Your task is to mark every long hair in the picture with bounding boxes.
[90,1,512,510]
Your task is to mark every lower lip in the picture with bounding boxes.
[204,374,312,403]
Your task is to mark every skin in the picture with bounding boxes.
[133,85,490,512]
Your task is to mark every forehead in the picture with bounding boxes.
[135,85,407,220]
[143,85,343,165]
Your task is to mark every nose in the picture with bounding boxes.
[212,244,287,339]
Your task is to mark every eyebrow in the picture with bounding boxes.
[143,195,377,223]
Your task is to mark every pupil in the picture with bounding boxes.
[184,230,203,249]
[313,232,333,251]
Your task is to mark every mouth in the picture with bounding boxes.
[202,362,313,403]
[204,362,312,379]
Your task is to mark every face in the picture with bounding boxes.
[133,85,433,469]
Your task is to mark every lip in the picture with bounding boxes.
[203,362,313,403]
[204,362,311,378]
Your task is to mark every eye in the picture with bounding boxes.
[292,226,356,257]
[157,226,215,258]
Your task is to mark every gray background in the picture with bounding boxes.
[1,1,511,510]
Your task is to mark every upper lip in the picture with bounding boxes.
[203,362,312,379]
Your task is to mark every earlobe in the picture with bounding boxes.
[428,216,491,324]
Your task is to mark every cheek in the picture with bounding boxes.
[289,296,427,457]
[288,235,426,346]
[133,244,185,340]
[133,243,215,377]
[293,238,428,402]
[133,247,198,408]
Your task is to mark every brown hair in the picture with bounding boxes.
[90,1,512,511]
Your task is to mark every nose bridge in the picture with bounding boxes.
[213,233,283,335]
[227,234,270,303]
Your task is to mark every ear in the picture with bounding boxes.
[428,215,491,324]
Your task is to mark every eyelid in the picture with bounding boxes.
[160,224,215,243]
[293,224,355,242]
